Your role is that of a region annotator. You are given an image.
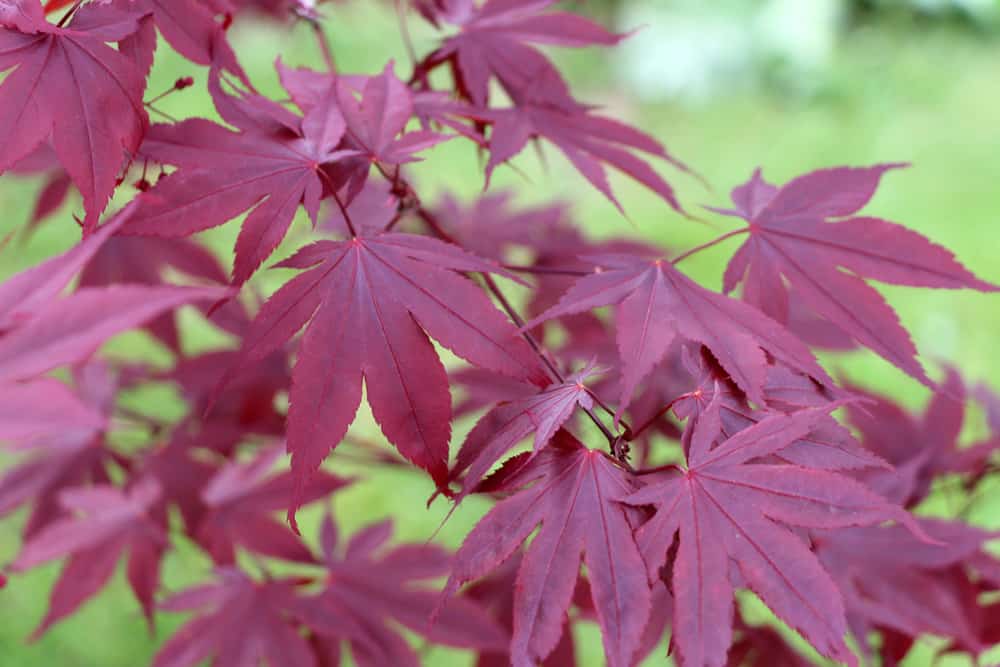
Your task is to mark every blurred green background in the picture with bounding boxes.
[2,0,1000,665]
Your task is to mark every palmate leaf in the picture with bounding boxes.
[449,366,595,500]
[229,232,547,524]
[0,284,226,383]
[623,398,924,667]
[525,254,831,415]
[816,518,1000,657]
[196,446,351,565]
[417,0,622,109]
[717,165,998,386]
[152,570,322,667]
[125,94,346,285]
[0,0,149,229]
[11,480,166,637]
[443,432,649,667]
[302,516,507,667]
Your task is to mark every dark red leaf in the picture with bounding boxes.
[443,432,650,667]
[720,165,998,386]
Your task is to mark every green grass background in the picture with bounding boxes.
[1,3,999,665]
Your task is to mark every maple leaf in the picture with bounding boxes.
[815,518,998,658]
[168,348,289,456]
[300,516,507,667]
[450,102,688,214]
[432,190,571,261]
[196,446,351,564]
[125,65,348,284]
[10,479,166,637]
[417,0,623,109]
[140,0,229,65]
[325,64,450,203]
[0,376,115,538]
[443,431,650,667]
[0,283,226,383]
[0,0,149,229]
[673,357,887,472]
[524,253,831,415]
[845,368,1000,507]
[450,366,595,500]
[152,569,324,667]
[0,363,130,540]
[622,399,922,667]
[229,233,547,520]
[717,165,998,386]
[462,551,581,667]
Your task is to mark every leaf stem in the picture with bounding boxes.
[415,206,622,446]
[501,263,591,277]
[330,189,358,237]
[623,392,693,441]
[310,21,337,74]
[669,228,749,266]
[395,0,418,70]
[634,462,684,476]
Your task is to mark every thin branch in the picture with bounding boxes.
[415,205,621,447]
[395,0,418,70]
[624,392,694,442]
[670,228,750,266]
[330,189,358,237]
[634,462,684,476]
[311,21,337,73]
[502,263,591,277]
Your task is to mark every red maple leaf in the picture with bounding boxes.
[417,0,623,109]
[228,232,547,521]
[125,57,351,284]
[152,569,325,667]
[10,479,166,637]
[0,0,149,229]
[300,516,507,667]
[845,367,1000,507]
[525,253,832,415]
[443,431,650,667]
[450,366,595,500]
[79,235,231,352]
[196,446,351,564]
[623,398,922,667]
[816,518,998,658]
[717,165,998,386]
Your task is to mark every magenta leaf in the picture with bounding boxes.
[720,165,998,386]
[443,432,650,667]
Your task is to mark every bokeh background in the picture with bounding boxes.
[2,0,1000,664]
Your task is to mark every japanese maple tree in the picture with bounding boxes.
[0,0,998,666]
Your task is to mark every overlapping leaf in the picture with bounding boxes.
[11,480,165,637]
[525,254,831,414]
[417,0,622,108]
[0,0,149,228]
[303,517,507,667]
[125,81,345,284]
[196,446,351,564]
[623,399,921,667]
[718,165,998,386]
[450,367,594,499]
[443,432,649,667]
[230,232,546,519]
[152,570,323,667]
